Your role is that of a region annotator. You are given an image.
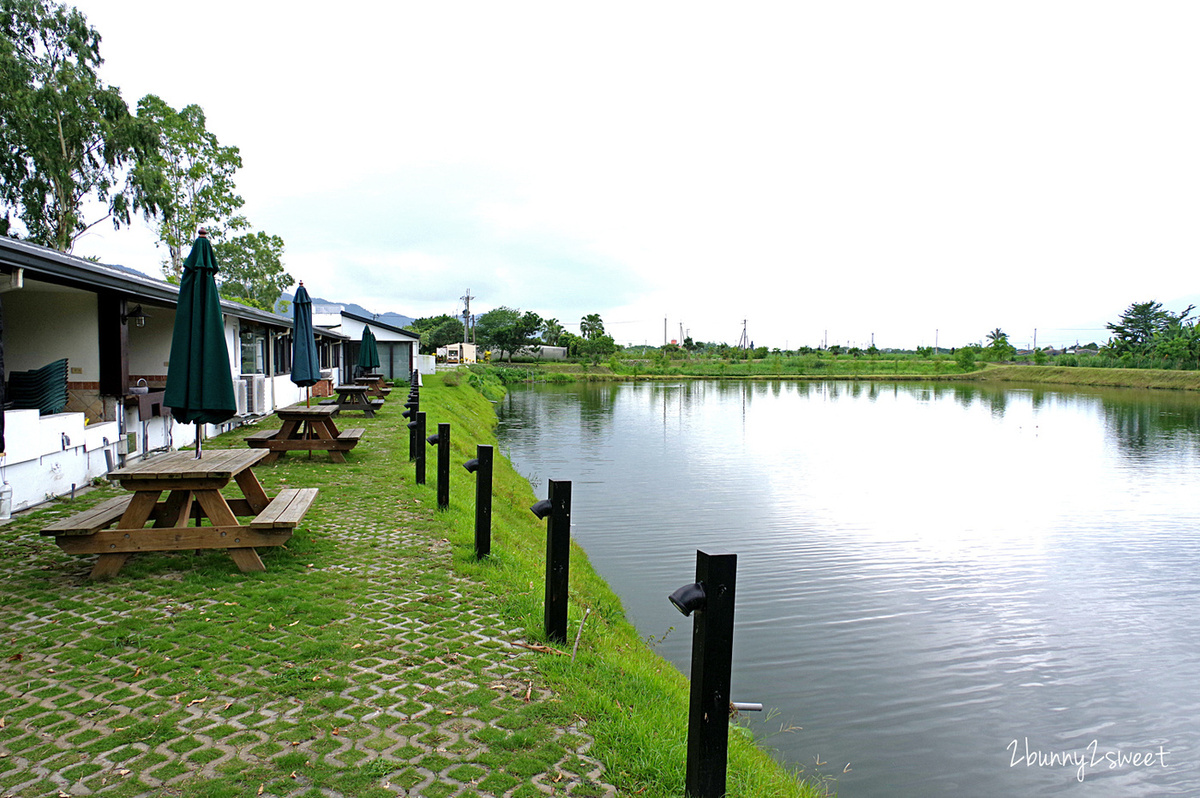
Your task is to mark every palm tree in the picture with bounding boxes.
[580,313,605,340]
[541,318,565,346]
[986,328,1008,346]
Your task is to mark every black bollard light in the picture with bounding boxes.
[463,445,493,559]
[409,411,426,484]
[403,398,419,460]
[669,550,738,798]
[530,480,571,643]
[426,422,450,510]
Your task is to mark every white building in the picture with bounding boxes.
[0,237,348,514]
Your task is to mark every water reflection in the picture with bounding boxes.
[496,380,1200,797]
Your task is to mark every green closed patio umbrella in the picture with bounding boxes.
[357,325,380,376]
[164,230,237,458]
[291,282,321,406]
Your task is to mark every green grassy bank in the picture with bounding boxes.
[473,360,1200,392]
[395,374,826,796]
[973,364,1200,391]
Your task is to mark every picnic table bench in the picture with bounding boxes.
[41,449,317,579]
[246,405,365,463]
[354,376,392,399]
[322,384,383,417]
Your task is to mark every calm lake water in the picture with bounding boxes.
[494,380,1200,797]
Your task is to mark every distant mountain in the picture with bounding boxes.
[278,292,415,329]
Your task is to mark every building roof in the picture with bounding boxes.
[0,235,348,340]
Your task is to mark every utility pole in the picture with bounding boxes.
[665,316,668,346]
[737,320,749,350]
[460,289,474,343]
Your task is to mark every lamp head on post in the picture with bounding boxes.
[529,499,553,519]
[426,433,440,446]
[463,458,480,473]
[668,582,707,616]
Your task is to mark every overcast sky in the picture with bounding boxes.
[63,1,1200,350]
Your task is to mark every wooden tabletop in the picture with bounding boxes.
[109,449,269,482]
[276,405,339,419]
[334,385,370,394]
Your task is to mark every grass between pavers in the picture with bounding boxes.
[1,376,827,797]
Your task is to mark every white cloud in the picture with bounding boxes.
[61,0,1200,349]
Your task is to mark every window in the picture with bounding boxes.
[240,329,265,374]
[273,333,292,376]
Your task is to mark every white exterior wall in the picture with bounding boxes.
[5,291,99,378]
[127,308,175,382]
[1,410,120,513]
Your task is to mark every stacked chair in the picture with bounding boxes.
[7,358,69,415]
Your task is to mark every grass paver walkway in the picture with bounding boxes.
[0,392,616,797]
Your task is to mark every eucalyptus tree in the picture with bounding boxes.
[134,94,246,279]
[0,0,164,250]
[213,231,292,312]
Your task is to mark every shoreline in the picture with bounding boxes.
[474,361,1200,391]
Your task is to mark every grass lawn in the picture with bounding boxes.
[0,375,826,797]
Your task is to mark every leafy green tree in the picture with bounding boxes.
[427,319,465,353]
[1106,301,1193,355]
[213,231,291,312]
[580,313,605,340]
[476,306,542,361]
[133,94,246,279]
[559,331,583,358]
[406,314,465,353]
[956,345,980,371]
[0,0,163,249]
[579,334,617,364]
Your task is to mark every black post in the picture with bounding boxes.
[683,550,738,798]
[404,395,419,460]
[435,422,450,510]
[463,444,493,558]
[543,480,571,643]
[412,411,426,484]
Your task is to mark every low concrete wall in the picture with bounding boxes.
[1,409,120,513]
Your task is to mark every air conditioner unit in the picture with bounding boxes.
[240,374,267,414]
[235,380,248,416]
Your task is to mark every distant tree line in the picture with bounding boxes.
[0,0,290,311]
[406,309,618,363]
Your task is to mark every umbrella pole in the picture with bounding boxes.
[196,424,203,459]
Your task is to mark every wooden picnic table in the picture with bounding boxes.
[325,384,383,417]
[41,449,317,579]
[245,404,364,463]
[354,375,392,399]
